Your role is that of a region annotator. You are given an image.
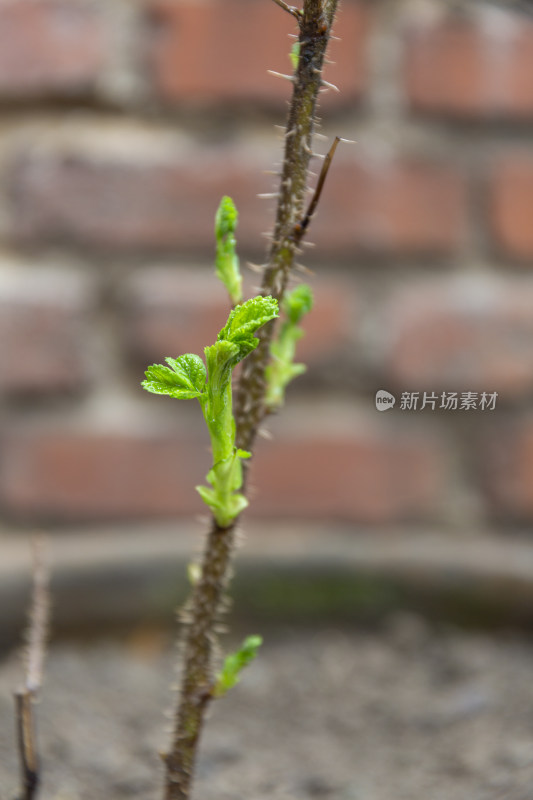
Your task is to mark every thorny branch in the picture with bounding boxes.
[14,537,50,800]
[235,0,341,454]
[164,3,341,799]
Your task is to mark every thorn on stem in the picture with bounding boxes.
[267,70,295,82]
[321,79,340,93]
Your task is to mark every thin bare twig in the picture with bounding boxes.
[271,0,303,21]
[23,538,49,694]
[292,135,341,242]
[14,537,50,800]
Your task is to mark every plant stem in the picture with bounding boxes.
[164,3,339,798]
[164,517,234,800]
[15,537,50,800]
[235,0,339,453]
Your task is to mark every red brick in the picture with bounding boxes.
[380,278,533,397]
[0,269,93,397]
[123,269,356,367]
[8,146,466,257]
[146,0,368,108]
[0,419,447,524]
[490,156,533,260]
[8,147,270,253]
[404,16,533,119]
[252,423,447,523]
[294,277,356,362]
[483,418,533,521]
[0,430,208,522]
[313,155,467,256]
[0,0,107,97]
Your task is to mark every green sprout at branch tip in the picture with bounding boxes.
[213,635,263,698]
[215,196,243,305]
[265,283,313,409]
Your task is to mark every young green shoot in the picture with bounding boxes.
[213,635,263,698]
[265,283,313,409]
[142,295,278,527]
[215,196,243,305]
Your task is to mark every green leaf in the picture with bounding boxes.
[282,284,313,325]
[215,196,242,305]
[208,296,278,372]
[215,195,238,240]
[165,354,207,393]
[196,446,251,526]
[142,360,205,399]
[204,339,241,392]
[196,484,249,527]
[213,635,263,697]
[196,484,218,509]
[218,295,278,344]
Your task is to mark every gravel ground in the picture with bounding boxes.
[1,615,533,800]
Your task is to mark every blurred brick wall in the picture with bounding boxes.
[1,0,533,531]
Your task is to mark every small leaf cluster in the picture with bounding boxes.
[142,197,311,527]
[142,295,278,528]
[213,635,263,697]
[265,284,314,409]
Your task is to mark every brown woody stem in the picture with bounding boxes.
[164,3,340,798]
[14,690,39,800]
[235,0,339,453]
[164,518,235,799]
